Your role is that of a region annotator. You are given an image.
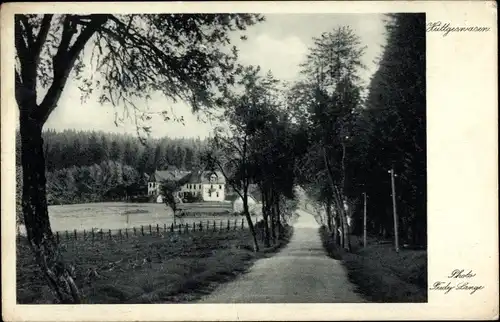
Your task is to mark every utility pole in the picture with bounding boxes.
[388,168,399,252]
[363,192,367,248]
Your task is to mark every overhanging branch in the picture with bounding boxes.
[37,15,108,124]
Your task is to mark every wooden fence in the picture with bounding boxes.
[20,217,262,244]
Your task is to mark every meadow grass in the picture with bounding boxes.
[17,226,292,304]
[319,226,427,303]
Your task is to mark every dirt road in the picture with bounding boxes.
[198,209,367,303]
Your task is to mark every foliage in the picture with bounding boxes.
[344,13,427,245]
[291,16,426,248]
[16,129,208,173]
[160,179,186,215]
[45,161,140,205]
[206,66,305,249]
[182,193,203,203]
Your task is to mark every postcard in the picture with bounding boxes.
[1,1,498,321]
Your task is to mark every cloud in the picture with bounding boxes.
[237,33,308,81]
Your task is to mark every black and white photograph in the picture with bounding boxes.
[12,10,427,305]
[2,1,497,321]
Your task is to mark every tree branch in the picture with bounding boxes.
[37,15,108,124]
[14,17,29,76]
[32,15,53,64]
[19,15,34,48]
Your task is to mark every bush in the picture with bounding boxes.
[318,225,427,302]
[182,193,203,203]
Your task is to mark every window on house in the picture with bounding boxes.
[211,184,213,189]
[199,184,201,189]
[209,191,212,197]
[219,185,222,189]
[216,192,219,197]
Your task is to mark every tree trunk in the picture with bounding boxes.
[269,191,279,244]
[270,195,277,244]
[333,214,339,246]
[20,112,80,304]
[243,188,259,252]
[342,206,351,251]
[276,197,282,238]
[326,198,333,232]
[338,208,345,248]
[261,188,271,248]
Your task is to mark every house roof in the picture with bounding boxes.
[187,170,226,184]
[149,169,226,184]
[152,170,191,182]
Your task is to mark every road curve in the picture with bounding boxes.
[198,209,367,303]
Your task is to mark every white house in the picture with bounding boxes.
[147,169,226,203]
[147,169,191,197]
[178,170,226,202]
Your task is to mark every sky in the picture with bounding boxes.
[43,14,387,139]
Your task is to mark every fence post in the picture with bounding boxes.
[178,224,181,234]
[234,219,237,230]
[100,229,103,240]
[56,231,60,244]
[227,220,230,231]
[74,229,77,240]
[199,221,203,232]
[91,229,94,241]
[134,227,137,236]
[192,222,195,232]
[213,220,216,232]
[149,224,152,235]
[220,220,223,231]
[157,224,159,235]
[171,223,174,232]
[119,229,122,240]
[186,223,189,233]
[65,230,69,240]
[125,228,128,239]
[83,230,86,241]
[141,225,144,236]
[108,229,111,239]
[241,218,244,229]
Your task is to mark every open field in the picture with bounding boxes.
[17,202,262,236]
[319,226,427,303]
[17,225,293,304]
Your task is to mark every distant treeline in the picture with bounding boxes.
[16,129,208,172]
[15,129,208,207]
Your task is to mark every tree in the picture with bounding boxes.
[346,13,426,246]
[248,72,301,245]
[15,13,264,304]
[204,66,272,252]
[291,26,366,251]
[109,140,122,162]
[160,176,190,223]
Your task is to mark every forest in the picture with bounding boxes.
[15,129,208,206]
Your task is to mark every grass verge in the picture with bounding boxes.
[17,225,293,304]
[319,226,427,303]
